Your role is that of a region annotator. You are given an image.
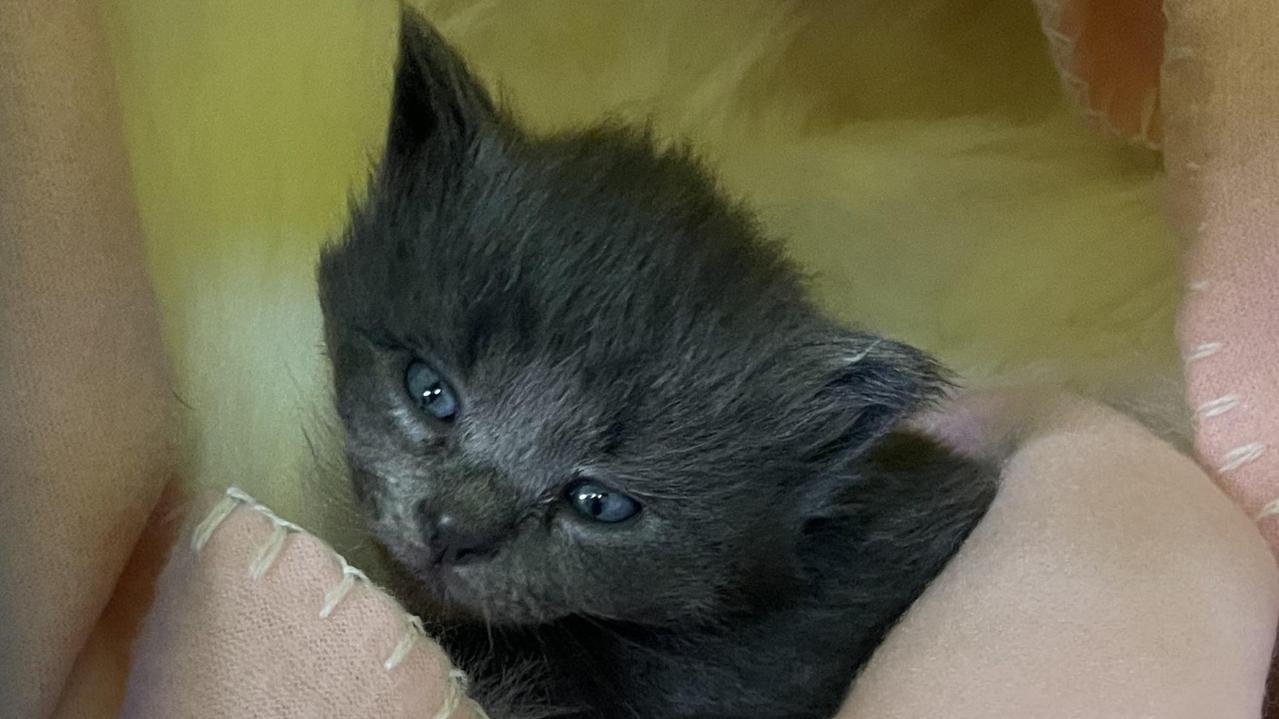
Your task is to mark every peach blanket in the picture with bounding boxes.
[2,1,1277,717]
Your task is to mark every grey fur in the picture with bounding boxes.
[318,12,995,719]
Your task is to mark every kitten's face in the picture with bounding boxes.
[318,14,942,626]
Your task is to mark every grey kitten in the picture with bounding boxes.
[318,12,995,719]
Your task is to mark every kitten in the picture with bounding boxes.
[318,12,996,719]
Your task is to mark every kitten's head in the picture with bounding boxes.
[318,12,945,626]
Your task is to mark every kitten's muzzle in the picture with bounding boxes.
[416,502,504,566]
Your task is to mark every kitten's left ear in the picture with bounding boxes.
[383,9,498,174]
[799,331,949,461]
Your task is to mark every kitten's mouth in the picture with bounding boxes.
[373,542,483,616]
[377,536,481,613]
[379,537,553,625]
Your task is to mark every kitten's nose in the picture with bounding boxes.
[418,508,502,566]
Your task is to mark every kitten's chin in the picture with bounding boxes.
[363,525,517,622]
[430,575,557,627]
[379,546,548,626]
[381,550,475,618]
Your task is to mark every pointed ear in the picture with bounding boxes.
[383,9,498,174]
[799,332,949,462]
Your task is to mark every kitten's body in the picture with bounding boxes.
[319,14,995,719]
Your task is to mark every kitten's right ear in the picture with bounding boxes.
[799,332,950,462]
[383,9,497,174]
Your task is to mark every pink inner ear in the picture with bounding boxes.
[907,397,1000,459]
[906,389,1049,463]
[1034,0,1165,147]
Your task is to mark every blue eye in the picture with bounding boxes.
[404,360,459,421]
[566,479,641,523]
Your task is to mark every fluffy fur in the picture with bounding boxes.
[105,0,1182,549]
[317,14,995,718]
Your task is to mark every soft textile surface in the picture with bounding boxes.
[0,6,464,712]
[1038,0,1279,550]
[1162,0,1279,550]
[3,0,1278,717]
[1160,5,1279,709]
[123,491,484,719]
[845,391,1277,718]
[0,1,175,716]
[1041,0,1279,704]
[1034,0,1164,148]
